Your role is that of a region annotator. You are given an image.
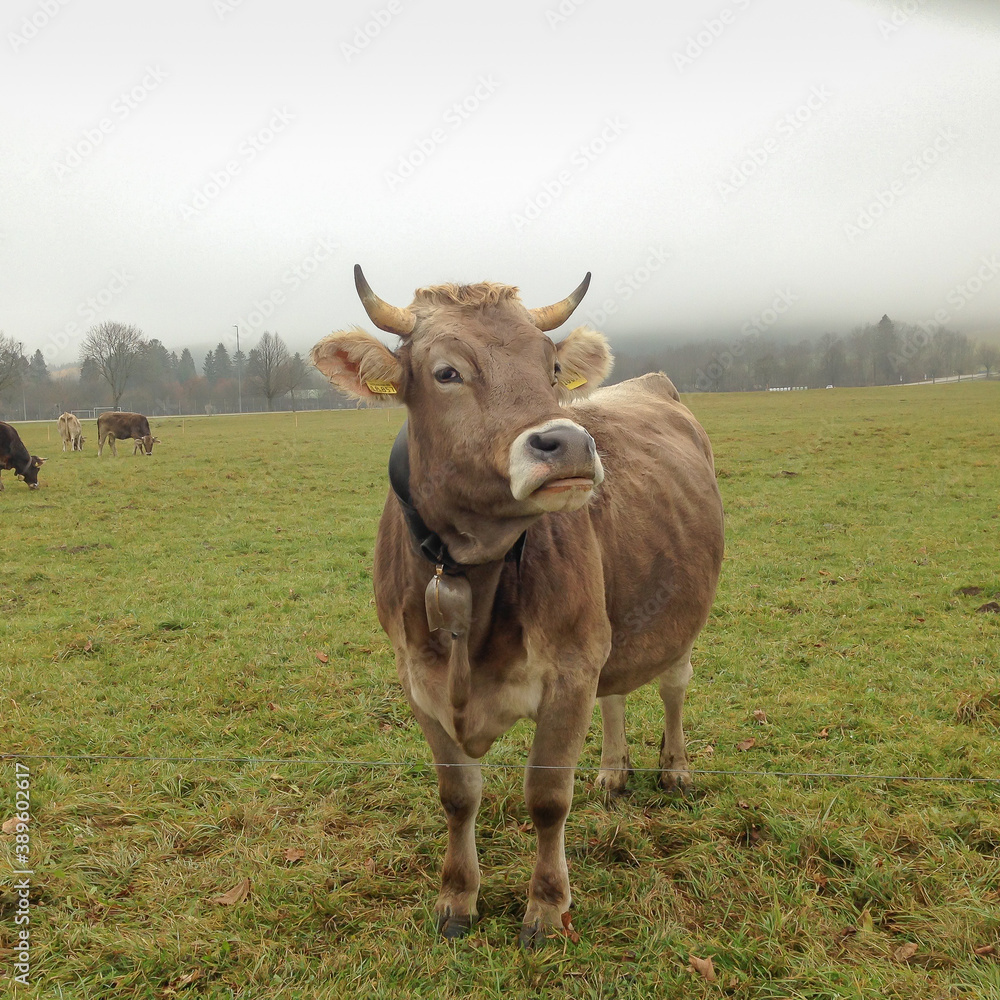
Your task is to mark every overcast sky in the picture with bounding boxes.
[3,0,999,368]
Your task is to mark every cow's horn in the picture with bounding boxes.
[354,265,416,337]
[528,272,592,332]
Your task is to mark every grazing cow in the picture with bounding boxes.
[57,412,85,451]
[311,267,724,946]
[96,411,160,457]
[0,421,46,490]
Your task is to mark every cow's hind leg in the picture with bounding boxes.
[658,654,693,791]
[595,694,631,796]
[410,706,482,938]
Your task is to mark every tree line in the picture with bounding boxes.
[610,315,998,392]
[0,324,344,421]
[1,315,997,422]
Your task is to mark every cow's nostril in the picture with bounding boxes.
[527,432,562,455]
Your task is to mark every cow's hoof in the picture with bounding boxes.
[659,769,691,793]
[436,909,474,940]
[595,767,632,798]
[519,919,545,950]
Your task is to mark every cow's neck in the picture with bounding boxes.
[389,421,527,575]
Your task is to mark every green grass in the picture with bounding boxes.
[1,383,999,999]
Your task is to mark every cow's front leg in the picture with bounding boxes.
[411,704,482,938]
[520,682,596,948]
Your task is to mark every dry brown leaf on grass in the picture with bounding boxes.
[315,650,330,663]
[283,848,306,863]
[699,744,715,757]
[818,727,830,739]
[211,877,250,905]
[2,817,25,835]
[560,911,580,944]
[893,942,918,962]
[736,737,756,752]
[689,955,716,982]
[172,969,201,988]
[753,708,768,723]
[974,945,996,956]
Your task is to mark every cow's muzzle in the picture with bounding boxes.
[509,418,603,511]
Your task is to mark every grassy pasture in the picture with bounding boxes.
[1,382,999,999]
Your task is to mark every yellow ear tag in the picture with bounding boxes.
[365,380,398,395]
[560,375,587,391]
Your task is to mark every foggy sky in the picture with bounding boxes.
[3,0,999,368]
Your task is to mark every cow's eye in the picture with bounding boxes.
[434,366,463,385]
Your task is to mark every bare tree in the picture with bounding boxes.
[0,333,22,399]
[977,342,1000,379]
[247,331,290,410]
[81,321,147,407]
[284,352,311,411]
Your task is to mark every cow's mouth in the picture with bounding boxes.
[530,476,595,497]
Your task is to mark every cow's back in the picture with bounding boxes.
[98,412,149,437]
[0,421,19,459]
[571,373,724,694]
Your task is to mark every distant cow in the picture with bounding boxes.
[57,412,85,451]
[96,412,160,457]
[0,421,46,490]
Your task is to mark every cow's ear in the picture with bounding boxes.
[311,328,403,403]
[555,326,613,400]
[152,437,161,444]
[33,456,46,467]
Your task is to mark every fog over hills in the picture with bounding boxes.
[2,0,999,370]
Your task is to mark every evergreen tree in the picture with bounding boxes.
[203,350,218,385]
[285,352,310,410]
[79,357,104,401]
[178,348,197,382]
[28,349,49,383]
[214,343,233,381]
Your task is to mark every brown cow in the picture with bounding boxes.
[0,421,46,490]
[311,267,724,946]
[57,412,85,451]
[96,412,160,457]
